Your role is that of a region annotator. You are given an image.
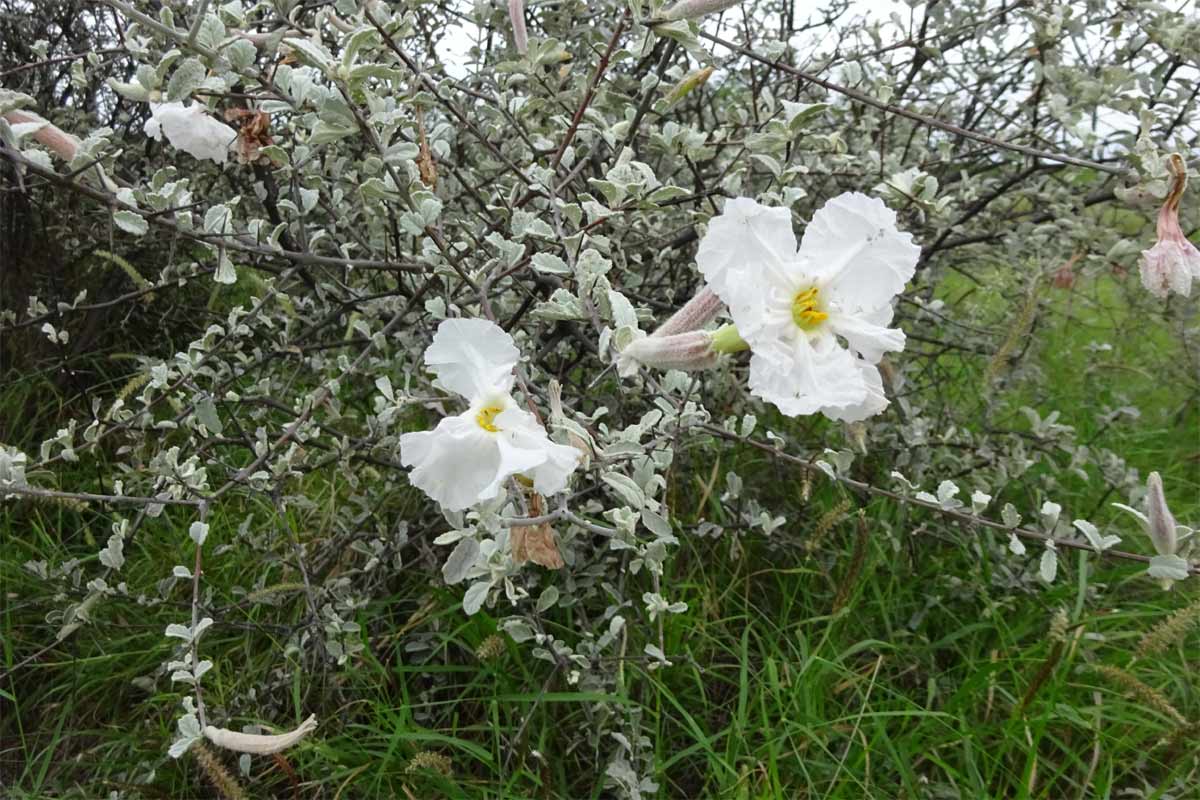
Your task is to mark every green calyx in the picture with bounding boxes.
[710,324,749,354]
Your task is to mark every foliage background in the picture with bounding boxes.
[1,0,1198,797]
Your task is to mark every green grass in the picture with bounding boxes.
[2,264,1199,798]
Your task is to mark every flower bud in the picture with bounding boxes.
[617,330,717,376]
[663,66,715,109]
[1139,154,1200,299]
[1145,471,1177,557]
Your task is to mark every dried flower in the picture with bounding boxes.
[1139,154,1200,299]
[203,714,318,755]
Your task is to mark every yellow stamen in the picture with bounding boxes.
[476,405,504,432]
[791,287,828,331]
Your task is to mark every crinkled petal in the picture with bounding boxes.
[145,102,235,164]
[801,192,920,313]
[424,318,519,402]
[828,306,905,363]
[399,413,501,511]
[697,198,802,330]
[494,408,581,496]
[748,334,867,417]
[820,360,889,422]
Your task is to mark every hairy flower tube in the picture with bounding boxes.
[617,286,724,376]
[144,102,236,164]
[508,0,528,54]
[617,330,718,377]
[1114,471,1193,589]
[652,286,725,338]
[1140,154,1200,299]
[399,318,580,511]
[695,193,920,421]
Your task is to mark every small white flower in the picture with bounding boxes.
[144,102,236,164]
[399,319,581,511]
[695,193,920,421]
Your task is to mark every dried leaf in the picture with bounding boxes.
[511,522,564,569]
[225,108,273,165]
[416,110,437,189]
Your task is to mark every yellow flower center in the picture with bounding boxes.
[791,287,828,331]
[475,405,504,432]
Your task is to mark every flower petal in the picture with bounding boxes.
[696,197,801,323]
[827,305,905,363]
[145,102,236,164]
[400,414,502,511]
[747,334,867,417]
[820,360,890,422]
[424,318,519,402]
[495,408,581,496]
[800,193,920,313]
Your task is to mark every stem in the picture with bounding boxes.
[191,502,209,727]
[701,424,1199,576]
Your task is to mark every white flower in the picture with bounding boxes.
[144,102,236,164]
[1113,471,1192,589]
[696,193,920,421]
[399,319,581,511]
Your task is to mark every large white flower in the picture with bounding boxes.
[399,319,580,511]
[144,102,236,164]
[696,192,920,421]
